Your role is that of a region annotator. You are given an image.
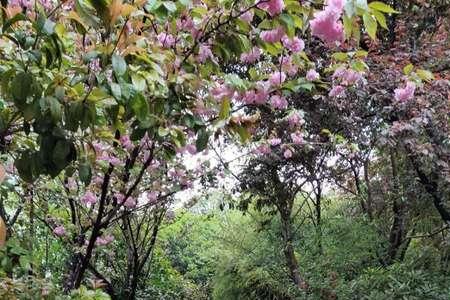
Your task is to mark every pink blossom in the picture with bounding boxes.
[157,32,175,48]
[260,27,285,43]
[255,144,271,155]
[270,95,288,109]
[269,138,282,146]
[39,0,53,11]
[108,156,122,166]
[89,58,101,73]
[283,149,293,159]
[394,81,416,102]
[306,69,320,81]
[96,234,114,246]
[240,10,254,23]
[291,132,304,144]
[332,66,347,80]
[177,15,195,31]
[147,191,159,203]
[9,0,32,9]
[81,191,97,205]
[123,197,136,208]
[280,56,298,76]
[282,36,305,53]
[269,71,286,86]
[310,1,344,44]
[197,44,215,63]
[66,177,77,191]
[240,47,261,64]
[254,86,269,104]
[120,135,133,151]
[257,0,285,16]
[211,84,235,101]
[329,85,345,97]
[287,112,303,127]
[53,226,66,237]
[114,193,125,203]
[185,144,197,155]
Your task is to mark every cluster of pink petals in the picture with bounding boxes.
[95,235,114,246]
[287,112,304,127]
[291,132,304,144]
[260,27,285,43]
[283,148,293,158]
[254,144,271,155]
[241,86,269,105]
[39,0,53,11]
[333,67,362,85]
[184,144,197,155]
[9,0,32,9]
[270,95,288,109]
[53,226,66,237]
[257,0,285,16]
[197,44,216,63]
[123,197,137,208]
[394,81,416,102]
[211,84,235,101]
[240,47,262,64]
[306,69,320,81]
[329,85,345,97]
[147,191,159,203]
[120,135,133,151]
[176,15,195,31]
[280,56,298,76]
[157,32,175,48]
[310,0,345,44]
[269,71,286,86]
[65,177,77,191]
[240,10,254,23]
[81,191,97,205]
[281,36,305,53]
[269,138,282,146]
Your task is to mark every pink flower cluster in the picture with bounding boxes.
[257,0,285,16]
[394,81,415,102]
[95,234,114,246]
[81,191,97,205]
[306,69,320,81]
[240,47,262,64]
[269,71,286,86]
[260,27,285,43]
[270,95,288,109]
[281,36,305,53]
[53,226,66,237]
[197,44,215,63]
[310,0,345,44]
[157,32,175,48]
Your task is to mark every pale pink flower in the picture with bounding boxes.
[283,149,293,158]
[257,0,285,16]
[255,144,271,154]
[270,95,288,109]
[291,132,304,144]
[211,84,235,101]
[240,10,254,23]
[260,27,285,43]
[123,197,136,208]
[147,191,159,203]
[306,69,320,81]
[240,47,261,64]
[394,81,415,102]
[177,15,195,31]
[185,144,197,155]
[81,191,97,205]
[114,193,125,203]
[9,0,32,9]
[269,138,282,146]
[287,112,302,127]
[120,135,133,151]
[310,1,344,44]
[282,36,305,53]
[157,32,175,48]
[53,226,66,237]
[329,85,345,97]
[66,177,77,191]
[197,44,215,63]
[269,71,286,86]
[280,56,298,76]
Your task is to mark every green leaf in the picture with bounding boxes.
[403,63,414,75]
[11,72,33,106]
[219,99,231,120]
[79,161,92,186]
[112,54,127,76]
[195,129,209,152]
[158,126,169,137]
[52,139,76,170]
[162,1,177,12]
[130,93,149,123]
[363,13,377,40]
[372,10,387,29]
[416,69,434,82]
[369,1,398,13]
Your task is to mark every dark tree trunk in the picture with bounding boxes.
[280,206,306,289]
[386,150,407,265]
